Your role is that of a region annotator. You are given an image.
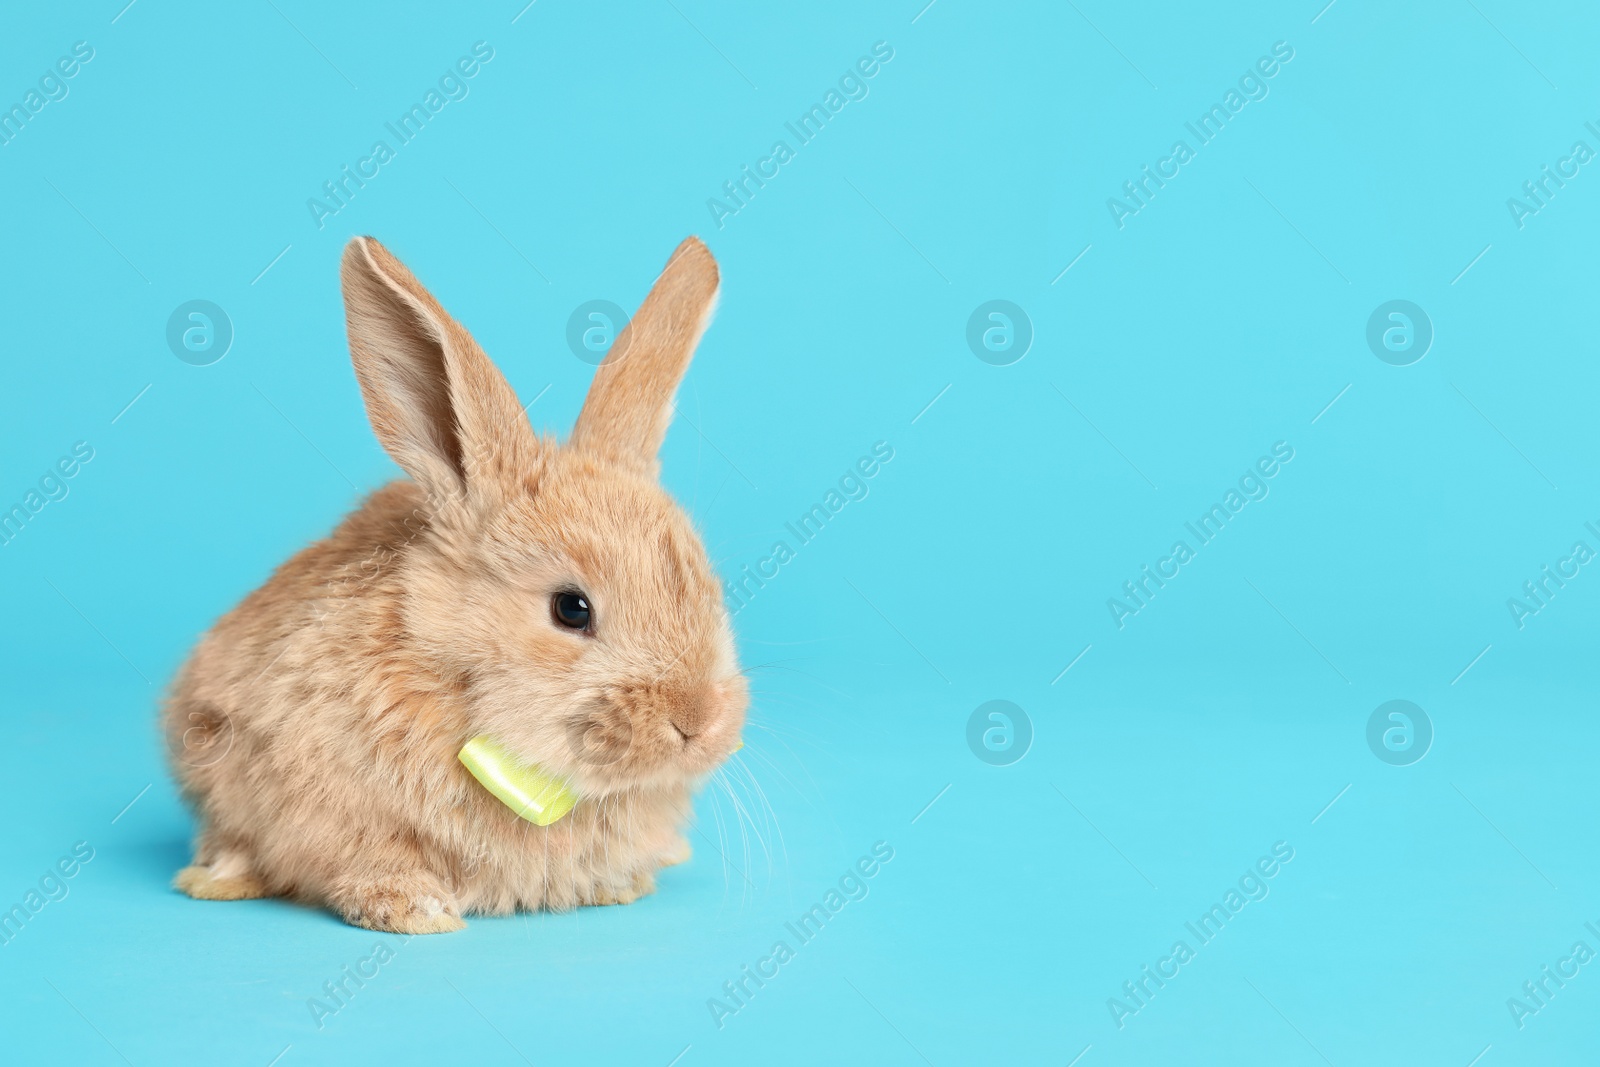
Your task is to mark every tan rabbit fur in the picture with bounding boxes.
[163,235,747,933]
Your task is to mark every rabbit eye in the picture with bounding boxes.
[551,591,593,632]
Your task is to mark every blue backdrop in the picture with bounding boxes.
[2,1,1597,1064]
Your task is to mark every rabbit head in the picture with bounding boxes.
[340,235,746,800]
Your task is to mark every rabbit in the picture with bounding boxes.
[162,235,748,933]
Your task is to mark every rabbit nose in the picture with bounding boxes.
[668,710,706,741]
[667,693,714,741]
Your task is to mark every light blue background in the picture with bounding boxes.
[2,0,1597,1063]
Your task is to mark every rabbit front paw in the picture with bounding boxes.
[174,863,267,901]
[659,835,692,867]
[335,872,466,934]
[590,869,656,906]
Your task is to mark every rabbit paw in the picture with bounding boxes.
[660,835,692,867]
[174,863,267,901]
[337,873,466,934]
[591,870,656,906]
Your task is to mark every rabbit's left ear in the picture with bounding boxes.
[569,238,720,477]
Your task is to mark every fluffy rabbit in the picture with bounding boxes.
[163,236,747,933]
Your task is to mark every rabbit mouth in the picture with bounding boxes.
[552,710,735,791]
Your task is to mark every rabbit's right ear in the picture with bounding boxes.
[341,237,538,511]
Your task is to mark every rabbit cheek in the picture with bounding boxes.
[563,703,635,775]
[526,626,585,672]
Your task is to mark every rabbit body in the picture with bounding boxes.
[164,237,744,933]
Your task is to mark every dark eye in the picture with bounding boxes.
[551,591,593,632]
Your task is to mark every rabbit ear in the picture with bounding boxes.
[341,236,537,509]
[569,237,720,476]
